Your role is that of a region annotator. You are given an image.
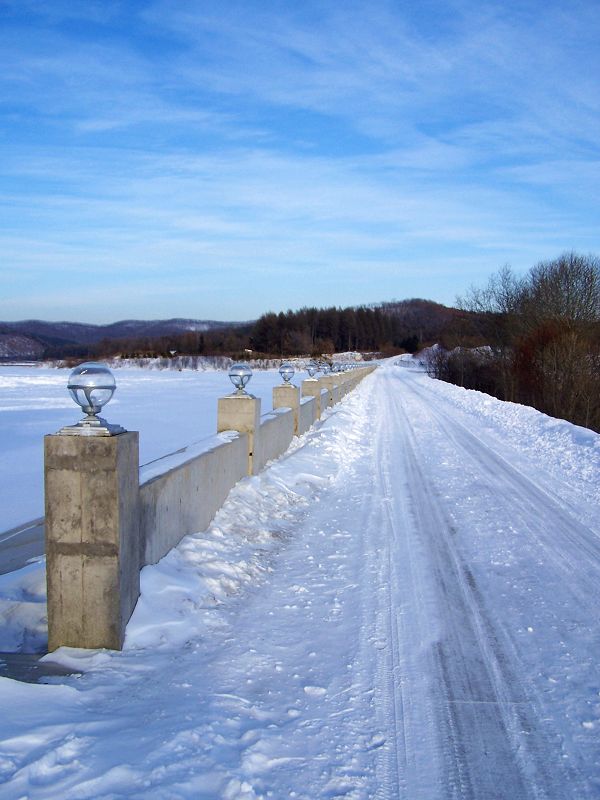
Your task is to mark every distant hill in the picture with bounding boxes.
[380,298,461,332]
[0,318,247,352]
[377,298,477,349]
[0,333,46,360]
[0,318,252,360]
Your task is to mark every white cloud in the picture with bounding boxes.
[0,0,598,320]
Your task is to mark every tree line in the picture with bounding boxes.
[428,252,600,432]
[44,303,446,362]
[43,326,253,362]
[249,306,417,356]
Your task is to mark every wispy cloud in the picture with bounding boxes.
[0,0,598,321]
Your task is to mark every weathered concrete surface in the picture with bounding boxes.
[140,433,248,565]
[321,375,341,407]
[273,384,300,433]
[301,379,324,419]
[44,431,140,651]
[217,394,261,475]
[298,396,316,435]
[255,409,294,472]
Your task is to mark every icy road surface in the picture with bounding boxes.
[0,362,599,798]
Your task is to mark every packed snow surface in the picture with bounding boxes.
[1,361,599,798]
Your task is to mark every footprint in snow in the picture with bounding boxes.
[366,733,386,750]
[303,685,327,698]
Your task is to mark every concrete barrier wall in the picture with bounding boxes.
[139,432,249,566]
[299,380,326,418]
[321,376,343,407]
[255,408,294,472]
[140,368,377,568]
[298,396,316,435]
[45,363,377,650]
[320,388,329,412]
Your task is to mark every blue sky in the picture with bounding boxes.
[1,0,599,323]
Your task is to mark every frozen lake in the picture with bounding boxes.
[0,364,306,532]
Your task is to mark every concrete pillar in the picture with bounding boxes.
[273,384,300,434]
[217,394,261,475]
[44,431,140,651]
[301,378,322,418]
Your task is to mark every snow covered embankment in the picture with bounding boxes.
[409,365,599,511]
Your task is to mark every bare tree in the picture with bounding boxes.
[457,265,525,318]
[522,252,600,330]
[447,253,600,431]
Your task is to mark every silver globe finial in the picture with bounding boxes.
[279,362,295,385]
[306,362,318,378]
[60,362,125,436]
[229,363,253,395]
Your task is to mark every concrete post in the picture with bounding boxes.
[273,384,300,434]
[301,379,322,419]
[217,394,261,475]
[44,431,140,651]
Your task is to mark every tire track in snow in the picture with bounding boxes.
[398,374,600,606]
[370,366,585,798]
[388,369,596,796]
[364,372,463,798]
[376,376,486,798]
[359,387,405,799]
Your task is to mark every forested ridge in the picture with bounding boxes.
[36,300,470,361]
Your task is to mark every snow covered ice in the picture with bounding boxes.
[0,360,599,798]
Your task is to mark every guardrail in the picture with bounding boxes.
[44,366,376,650]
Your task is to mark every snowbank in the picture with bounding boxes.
[424,374,600,507]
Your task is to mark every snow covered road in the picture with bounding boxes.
[0,362,598,798]
[367,369,599,798]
